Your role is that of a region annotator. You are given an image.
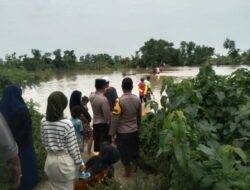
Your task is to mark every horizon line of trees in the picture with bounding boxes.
[0,38,249,71]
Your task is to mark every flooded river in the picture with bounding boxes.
[23,65,250,116]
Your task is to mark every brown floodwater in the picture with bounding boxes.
[23,65,250,117]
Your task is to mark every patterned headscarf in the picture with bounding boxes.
[46,91,68,122]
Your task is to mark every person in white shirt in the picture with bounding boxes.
[41,91,84,190]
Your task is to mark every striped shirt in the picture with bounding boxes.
[40,118,83,166]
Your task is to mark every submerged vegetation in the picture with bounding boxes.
[140,64,250,189]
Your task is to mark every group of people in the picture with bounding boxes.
[0,76,144,190]
[137,76,154,103]
[89,77,142,179]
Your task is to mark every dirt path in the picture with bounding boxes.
[34,104,151,189]
[113,161,147,188]
[33,153,147,190]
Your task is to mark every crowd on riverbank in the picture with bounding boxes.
[0,75,154,190]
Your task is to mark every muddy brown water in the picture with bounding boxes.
[27,65,249,189]
[23,65,250,116]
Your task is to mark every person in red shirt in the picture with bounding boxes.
[137,78,147,103]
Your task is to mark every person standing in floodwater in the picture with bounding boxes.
[137,78,147,103]
[144,76,154,101]
[110,77,141,177]
[156,66,160,74]
[89,79,111,152]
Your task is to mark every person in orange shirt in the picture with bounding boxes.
[137,78,147,103]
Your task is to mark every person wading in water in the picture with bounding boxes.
[137,78,147,103]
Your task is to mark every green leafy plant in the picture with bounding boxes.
[140,64,250,190]
[27,100,46,179]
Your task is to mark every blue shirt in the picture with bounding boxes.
[70,118,84,146]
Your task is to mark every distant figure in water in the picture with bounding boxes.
[153,66,160,75]
[156,66,160,74]
[145,76,153,101]
[152,67,156,74]
[137,78,147,103]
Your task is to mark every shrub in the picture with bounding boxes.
[139,64,250,189]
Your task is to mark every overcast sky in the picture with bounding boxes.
[0,0,249,59]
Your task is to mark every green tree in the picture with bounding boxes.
[179,41,214,66]
[94,54,114,65]
[241,50,250,65]
[52,49,63,69]
[113,55,122,64]
[21,49,47,71]
[139,38,178,67]
[31,49,42,60]
[5,53,21,67]
[223,38,240,60]
[63,50,77,68]
[79,53,93,64]
[192,45,214,65]
[42,52,53,67]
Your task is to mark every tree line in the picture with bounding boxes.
[0,38,249,71]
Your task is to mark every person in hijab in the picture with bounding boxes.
[69,90,82,111]
[41,91,85,190]
[70,90,93,153]
[0,85,38,190]
[70,90,92,123]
